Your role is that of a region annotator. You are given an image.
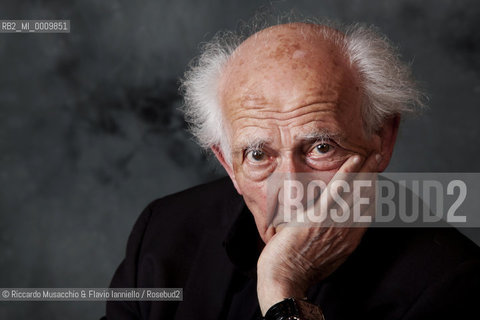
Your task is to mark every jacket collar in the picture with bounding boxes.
[222,199,262,277]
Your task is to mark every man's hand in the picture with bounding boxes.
[257,153,381,315]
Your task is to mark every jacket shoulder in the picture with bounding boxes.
[145,176,242,231]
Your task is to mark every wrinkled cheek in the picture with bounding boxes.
[234,167,269,213]
[237,178,271,234]
[242,183,268,219]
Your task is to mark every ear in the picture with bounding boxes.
[211,145,243,195]
[376,115,401,172]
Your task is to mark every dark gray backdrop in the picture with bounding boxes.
[0,0,479,319]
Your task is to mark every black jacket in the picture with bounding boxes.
[104,177,480,319]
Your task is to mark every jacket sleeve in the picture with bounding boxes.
[103,202,154,320]
[401,257,480,319]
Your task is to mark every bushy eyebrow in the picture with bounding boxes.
[296,130,342,144]
[232,129,342,154]
[232,137,272,154]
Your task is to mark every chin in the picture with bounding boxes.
[261,225,277,244]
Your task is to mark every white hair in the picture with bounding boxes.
[180,20,425,163]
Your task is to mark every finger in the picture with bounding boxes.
[326,154,366,190]
[336,154,365,175]
[320,155,364,204]
[321,154,377,227]
[304,155,372,228]
[358,152,382,173]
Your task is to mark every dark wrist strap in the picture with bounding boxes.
[264,297,325,320]
[264,297,300,320]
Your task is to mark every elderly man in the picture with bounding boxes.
[104,21,480,320]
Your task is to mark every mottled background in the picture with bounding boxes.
[0,0,478,318]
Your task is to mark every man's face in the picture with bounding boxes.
[217,24,383,243]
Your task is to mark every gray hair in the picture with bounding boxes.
[180,19,425,163]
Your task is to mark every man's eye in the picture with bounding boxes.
[246,149,266,162]
[312,143,331,155]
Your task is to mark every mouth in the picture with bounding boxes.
[273,221,287,234]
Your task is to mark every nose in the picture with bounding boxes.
[276,152,303,177]
[273,153,311,223]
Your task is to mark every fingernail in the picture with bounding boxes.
[352,155,361,164]
[375,154,382,163]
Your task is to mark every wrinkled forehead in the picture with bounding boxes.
[237,23,343,58]
[224,24,345,77]
[218,23,359,116]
